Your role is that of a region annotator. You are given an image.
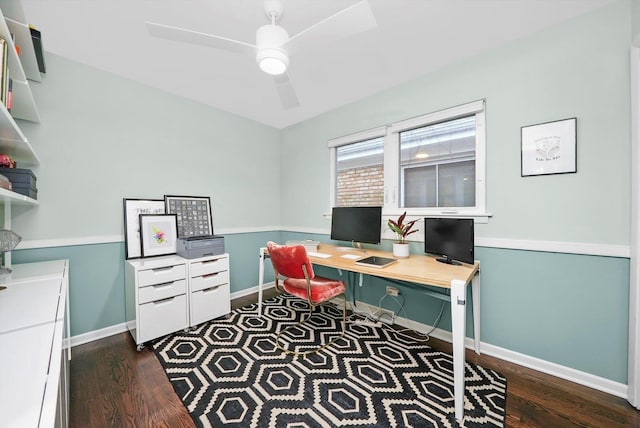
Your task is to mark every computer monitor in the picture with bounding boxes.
[330,206,382,248]
[424,217,474,265]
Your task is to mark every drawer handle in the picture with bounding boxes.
[152,282,173,289]
[152,266,176,273]
[203,285,222,293]
[202,273,219,279]
[153,296,175,305]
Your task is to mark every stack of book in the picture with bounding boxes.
[0,37,11,112]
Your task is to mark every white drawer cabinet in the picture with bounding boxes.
[125,256,188,350]
[187,254,231,327]
[0,260,70,428]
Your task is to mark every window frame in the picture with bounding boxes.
[328,100,490,227]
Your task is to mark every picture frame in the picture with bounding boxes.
[123,198,165,259]
[164,195,213,238]
[521,117,577,177]
[139,214,178,258]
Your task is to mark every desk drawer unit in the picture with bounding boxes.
[190,257,229,277]
[125,256,188,350]
[138,294,188,343]
[138,264,185,287]
[138,279,187,304]
[188,254,231,327]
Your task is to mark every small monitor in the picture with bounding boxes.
[424,218,474,265]
[330,206,382,246]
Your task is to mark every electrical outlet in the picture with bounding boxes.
[386,286,399,297]
[375,308,395,324]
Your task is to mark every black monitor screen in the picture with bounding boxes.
[330,206,382,245]
[424,218,474,265]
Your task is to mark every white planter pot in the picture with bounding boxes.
[392,243,410,259]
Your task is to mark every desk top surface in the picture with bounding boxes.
[272,243,479,289]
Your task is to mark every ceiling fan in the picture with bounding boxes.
[145,0,377,109]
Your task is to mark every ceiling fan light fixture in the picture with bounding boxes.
[257,48,289,75]
[256,23,289,75]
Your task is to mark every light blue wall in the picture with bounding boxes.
[277,0,634,384]
[7,0,635,386]
[280,0,631,246]
[16,54,282,240]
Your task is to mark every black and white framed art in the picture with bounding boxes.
[139,214,178,258]
[164,195,213,238]
[123,198,165,259]
[521,117,577,177]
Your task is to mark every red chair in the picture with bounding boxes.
[266,241,347,356]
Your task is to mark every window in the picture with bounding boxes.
[399,115,476,208]
[329,100,487,220]
[335,137,384,207]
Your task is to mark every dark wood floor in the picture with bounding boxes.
[70,289,640,427]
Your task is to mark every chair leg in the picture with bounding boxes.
[275,295,347,357]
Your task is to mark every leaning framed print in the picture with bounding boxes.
[521,117,577,177]
[139,214,178,258]
[164,195,213,238]
[123,198,165,259]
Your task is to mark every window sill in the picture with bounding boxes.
[382,210,492,224]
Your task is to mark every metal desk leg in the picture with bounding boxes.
[258,247,266,316]
[450,279,467,423]
[472,273,481,354]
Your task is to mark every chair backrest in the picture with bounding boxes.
[267,241,315,280]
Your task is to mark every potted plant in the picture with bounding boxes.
[387,211,418,258]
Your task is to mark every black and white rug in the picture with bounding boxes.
[153,295,507,427]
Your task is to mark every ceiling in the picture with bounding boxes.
[22,0,615,129]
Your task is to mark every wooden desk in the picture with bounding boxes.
[257,243,480,422]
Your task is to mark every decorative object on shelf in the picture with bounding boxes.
[123,198,166,259]
[139,214,178,258]
[164,195,213,238]
[0,229,21,290]
[521,117,577,177]
[0,154,16,168]
[29,25,46,74]
[0,173,11,190]
[388,211,418,258]
[0,167,37,199]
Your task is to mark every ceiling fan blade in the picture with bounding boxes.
[283,0,376,56]
[145,21,256,55]
[274,74,300,109]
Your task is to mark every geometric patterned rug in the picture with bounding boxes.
[152,294,507,427]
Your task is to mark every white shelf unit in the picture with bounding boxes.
[0,1,42,265]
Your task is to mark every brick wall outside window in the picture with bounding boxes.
[337,165,384,207]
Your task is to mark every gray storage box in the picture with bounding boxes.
[177,235,225,259]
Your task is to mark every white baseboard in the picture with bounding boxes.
[70,322,128,348]
[353,300,628,399]
[230,281,275,300]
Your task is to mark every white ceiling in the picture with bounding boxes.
[22,0,615,129]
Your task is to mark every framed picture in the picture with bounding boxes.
[139,214,178,258]
[164,195,213,238]
[123,198,165,259]
[521,117,577,177]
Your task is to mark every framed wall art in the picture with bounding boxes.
[139,214,178,258]
[164,195,213,238]
[521,117,577,177]
[123,198,165,259]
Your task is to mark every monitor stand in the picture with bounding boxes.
[334,242,368,254]
[436,255,461,266]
